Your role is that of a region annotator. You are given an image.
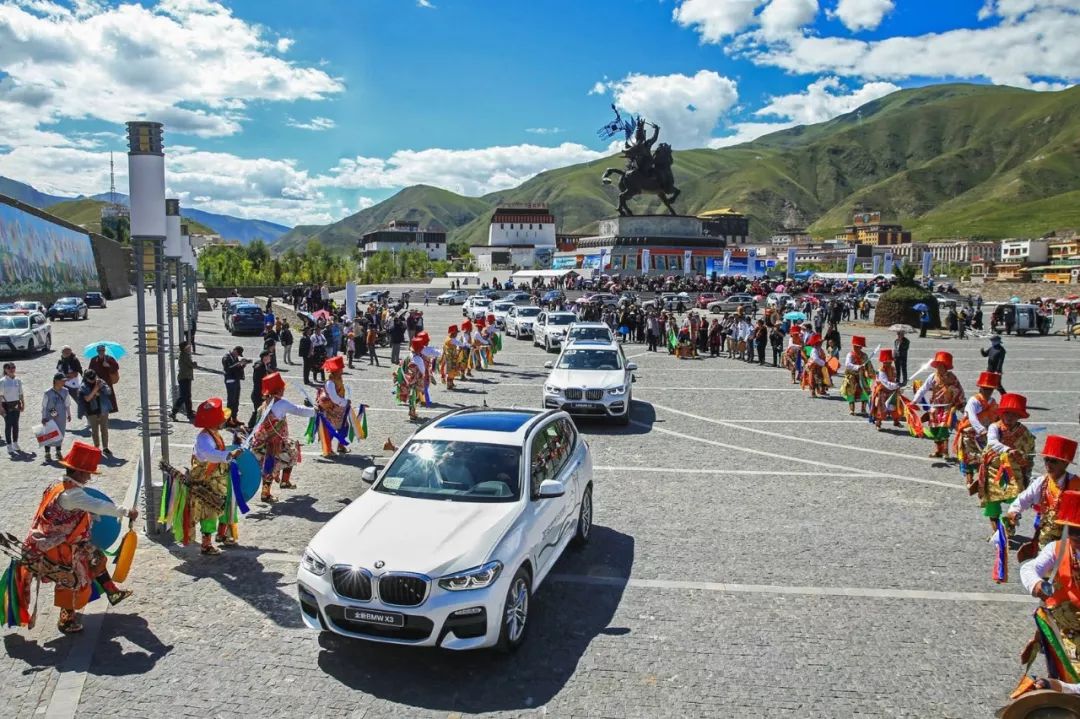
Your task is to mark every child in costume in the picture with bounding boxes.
[955,371,1001,489]
[182,399,242,555]
[978,393,1035,534]
[415,330,440,406]
[315,356,353,458]
[870,348,902,430]
[1007,435,1080,550]
[910,351,965,459]
[839,335,874,415]
[440,325,463,390]
[10,442,136,634]
[473,318,491,369]
[394,338,425,420]
[1019,490,1080,663]
[782,325,804,384]
[460,320,477,375]
[249,371,314,503]
[801,333,830,398]
[484,313,502,363]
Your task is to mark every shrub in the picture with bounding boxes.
[874,286,939,329]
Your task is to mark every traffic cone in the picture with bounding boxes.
[383,438,397,452]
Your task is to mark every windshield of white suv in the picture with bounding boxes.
[547,314,574,326]
[516,308,541,317]
[568,327,612,342]
[376,440,522,502]
[557,348,622,371]
[0,316,30,330]
[493,302,514,312]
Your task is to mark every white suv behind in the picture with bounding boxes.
[542,339,636,425]
[505,306,542,339]
[436,289,469,306]
[532,311,577,352]
[297,408,594,651]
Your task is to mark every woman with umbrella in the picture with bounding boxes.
[914,303,930,338]
[86,344,122,414]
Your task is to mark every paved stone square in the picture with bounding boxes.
[0,291,1075,717]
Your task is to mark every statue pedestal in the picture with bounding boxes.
[597,215,703,239]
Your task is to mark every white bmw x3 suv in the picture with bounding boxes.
[542,339,636,425]
[297,408,594,651]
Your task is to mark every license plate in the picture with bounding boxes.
[566,403,595,411]
[344,607,404,627]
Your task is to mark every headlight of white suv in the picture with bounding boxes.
[438,561,502,591]
[544,384,562,394]
[301,547,328,576]
[608,385,627,396]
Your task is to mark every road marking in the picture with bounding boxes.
[630,420,961,489]
[593,465,890,477]
[650,401,942,465]
[43,603,106,719]
[548,574,1033,604]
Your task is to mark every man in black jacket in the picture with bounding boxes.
[389,317,406,365]
[298,327,313,385]
[894,329,910,385]
[249,349,272,429]
[221,346,250,425]
[981,335,1006,393]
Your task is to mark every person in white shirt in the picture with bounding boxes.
[249,371,314,502]
[1,361,24,454]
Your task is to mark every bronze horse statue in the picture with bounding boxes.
[602,142,680,216]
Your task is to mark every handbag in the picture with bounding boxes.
[33,419,62,447]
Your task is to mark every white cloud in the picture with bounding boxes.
[830,0,894,32]
[759,0,818,38]
[673,0,763,42]
[320,143,609,196]
[417,0,435,7]
[525,127,563,135]
[755,76,899,124]
[275,36,293,53]
[356,196,376,212]
[599,70,740,149]
[588,81,608,95]
[286,116,337,131]
[0,0,343,140]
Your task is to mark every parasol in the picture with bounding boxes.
[312,309,332,321]
[890,324,915,333]
[912,303,929,312]
[82,341,126,360]
[1009,297,1021,304]
[774,284,786,293]
[783,311,806,321]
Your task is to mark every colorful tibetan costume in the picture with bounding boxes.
[440,326,463,389]
[839,337,873,414]
[907,352,965,459]
[955,385,1000,485]
[800,335,830,397]
[313,363,362,457]
[782,329,804,384]
[250,398,310,498]
[394,340,426,420]
[870,349,902,430]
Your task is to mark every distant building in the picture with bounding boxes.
[471,204,557,271]
[189,233,226,249]
[769,229,813,247]
[892,240,997,266]
[357,218,447,270]
[844,210,912,246]
[697,209,750,246]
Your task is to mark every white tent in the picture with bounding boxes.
[510,269,580,280]
[808,272,895,281]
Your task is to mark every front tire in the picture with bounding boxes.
[496,567,531,652]
[571,485,593,548]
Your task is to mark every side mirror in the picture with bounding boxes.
[361,467,377,484]
[626,362,638,371]
[543,361,553,369]
[537,479,565,499]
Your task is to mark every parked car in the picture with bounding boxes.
[490,301,516,329]
[540,290,566,306]
[84,291,107,309]
[991,303,1052,336]
[532,311,577,352]
[13,301,46,314]
[357,290,383,304]
[462,296,493,320]
[707,294,757,314]
[0,311,51,354]
[505,306,542,339]
[863,292,882,308]
[47,297,88,321]
[221,297,252,322]
[542,339,636,425]
[297,407,594,651]
[766,293,793,310]
[437,289,469,306]
[226,303,266,335]
[581,293,619,308]
[501,292,533,306]
[477,289,502,300]
[565,322,616,345]
[642,293,690,312]
[695,293,719,310]
[617,292,639,308]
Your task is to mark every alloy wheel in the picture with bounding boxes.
[504,577,529,644]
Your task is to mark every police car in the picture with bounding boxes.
[0,310,52,355]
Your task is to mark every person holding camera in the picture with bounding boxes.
[221,346,251,427]
[41,372,71,462]
[78,369,113,456]
[1,362,24,454]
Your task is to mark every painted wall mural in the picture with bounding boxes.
[0,203,100,295]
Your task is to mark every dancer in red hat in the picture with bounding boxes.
[394,338,426,420]
[249,372,314,503]
[440,325,464,390]
[185,398,242,555]
[870,349,903,430]
[415,330,439,406]
[800,333,830,398]
[484,313,502,363]
[1007,436,1080,550]
[782,325,804,385]
[473,317,492,369]
[460,320,476,377]
[955,372,1002,489]
[910,351,965,459]
[315,355,354,458]
[977,393,1035,539]
[840,335,874,416]
[9,442,137,634]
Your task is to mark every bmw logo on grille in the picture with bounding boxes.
[374,560,385,569]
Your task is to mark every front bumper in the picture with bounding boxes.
[0,336,31,353]
[297,565,507,649]
[514,322,534,336]
[543,390,627,417]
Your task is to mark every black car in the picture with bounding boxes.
[84,292,107,309]
[227,303,267,335]
[48,297,88,321]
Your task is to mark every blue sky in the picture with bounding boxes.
[0,0,1076,227]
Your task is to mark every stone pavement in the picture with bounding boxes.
[0,291,1076,717]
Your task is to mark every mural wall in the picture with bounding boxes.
[0,202,100,296]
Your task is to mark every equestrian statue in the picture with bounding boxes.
[599,105,680,216]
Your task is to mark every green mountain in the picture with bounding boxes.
[273,83,1080,255]
[46,198,215,236]
[273,184,490,253]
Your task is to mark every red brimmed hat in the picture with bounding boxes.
[194,398,229,429]
[789,326,802,336]
[806,333,822,347]
[416,331,430,347]
[410,337,425,353]
[976,371,1001,390]
[59,441,102,476]
[851,335,866,348]
[476,318,487,329]
[1043,435,1078,464]
[878,348,894,363]
[461,320,473,331]
[930,351,953,370]
[1055,490,1080,527]
[323,355,345,373]
[447,324,458,335]
[486,314,496,324]
[262,371,286,397]
[997,393,1029,419]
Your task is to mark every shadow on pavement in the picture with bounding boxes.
[3,634,70,675]
[575,400,656,436]
[90,613,173,675]
[248,494,341,523]
[315,525,634,713]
